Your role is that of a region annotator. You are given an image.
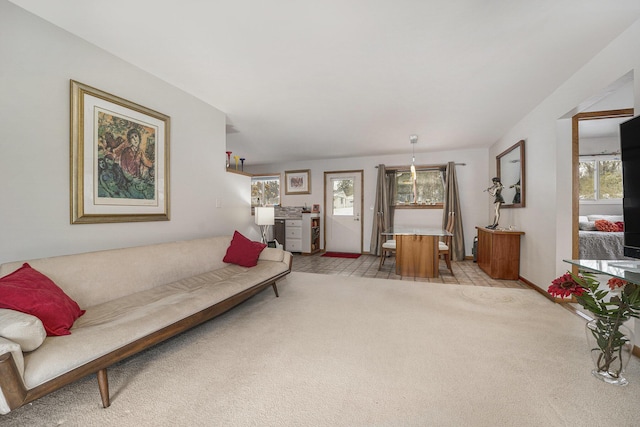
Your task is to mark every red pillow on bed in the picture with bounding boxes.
[0,263,85,336]
[223,231,267,267]
[594,219,620,232]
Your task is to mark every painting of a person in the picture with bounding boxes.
[118,128,143,178]
[485,177,504,229]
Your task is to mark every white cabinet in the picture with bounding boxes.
[285,219,302,252]
[283,214,322,254]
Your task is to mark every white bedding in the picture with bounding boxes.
[578,230,625,260]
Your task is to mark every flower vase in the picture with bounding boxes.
[585,317,634,386]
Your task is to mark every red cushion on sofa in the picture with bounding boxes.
[0,263,85,336]
[223,231,267,267]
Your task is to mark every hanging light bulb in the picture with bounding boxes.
[410,135,418,181]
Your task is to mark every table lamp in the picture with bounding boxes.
[255,206,275,244]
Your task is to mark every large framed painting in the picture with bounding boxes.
[70,80,170,223]
[285,169,311,194]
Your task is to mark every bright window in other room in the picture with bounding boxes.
[579,156,623,202]
[251,175,280,207]
[389,166,445,208]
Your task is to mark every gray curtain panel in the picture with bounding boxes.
[442,162,466,261]
[370,164,394,255]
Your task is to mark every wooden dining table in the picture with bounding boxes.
[382,227,452,278]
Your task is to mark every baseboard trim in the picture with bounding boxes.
[518,276,554,301]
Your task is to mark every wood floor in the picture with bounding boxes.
[291,252,528,289]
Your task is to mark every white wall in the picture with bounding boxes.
[489,19,640,291]
[247,148,489,256]
[0,1,258,265]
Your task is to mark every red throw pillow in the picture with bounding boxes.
[223,231,267,267]
[0,263,85,336]
[594,219,619,232]
[615,221,624,232]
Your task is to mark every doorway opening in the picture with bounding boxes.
[324,170,364,254]
[571,109,633,260]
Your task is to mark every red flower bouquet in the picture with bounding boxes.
[549,271,640,385]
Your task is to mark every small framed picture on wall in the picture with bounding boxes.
[285,169,311,195]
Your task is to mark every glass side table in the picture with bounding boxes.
[563,259,640,284]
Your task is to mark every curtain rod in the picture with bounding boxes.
[580,152,620,157]
[375,163,466,168]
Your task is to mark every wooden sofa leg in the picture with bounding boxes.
[97,368,110,408]
[0,352,28,411]
[272,282,279,297]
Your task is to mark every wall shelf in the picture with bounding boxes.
[226,167,252,177]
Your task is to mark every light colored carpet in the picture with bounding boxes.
[3,272,640,426]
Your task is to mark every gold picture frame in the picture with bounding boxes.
[70,80,170,223]
[285,169,311,194]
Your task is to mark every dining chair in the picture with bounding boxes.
[439,212,455,275]
[377,212,396,270]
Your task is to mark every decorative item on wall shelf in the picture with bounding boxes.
[233,155,240,170]
[548,272,640,385]
[240,158,245,171]
[226,151,232,168]
[70,80,170,224]
[285,169,311,195]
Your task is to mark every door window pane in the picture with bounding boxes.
[332,178,354,215]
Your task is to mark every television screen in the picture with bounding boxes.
[621,115,640,259]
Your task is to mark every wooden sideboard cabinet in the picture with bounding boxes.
[475,227,525,280]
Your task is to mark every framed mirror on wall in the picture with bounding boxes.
[497,140,525,208]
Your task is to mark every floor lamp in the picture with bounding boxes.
[255,206,275,244]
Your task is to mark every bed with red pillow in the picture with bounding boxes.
[578,215,627,260]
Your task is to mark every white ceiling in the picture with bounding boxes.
[580,117,629,139]
[9,0,640,165]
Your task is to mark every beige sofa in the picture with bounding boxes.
[0,235,292,415]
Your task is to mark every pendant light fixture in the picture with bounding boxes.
[409,135,418,203]
[409,134,418,181]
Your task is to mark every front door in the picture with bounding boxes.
[324,170,363,253]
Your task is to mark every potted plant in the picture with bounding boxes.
[548,272,640,385]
